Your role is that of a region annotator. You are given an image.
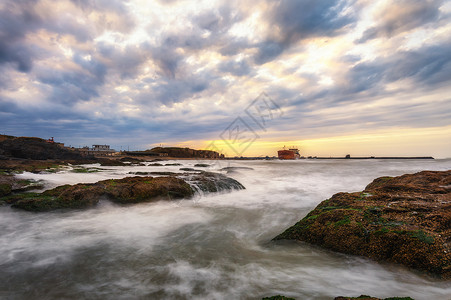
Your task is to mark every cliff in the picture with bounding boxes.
[0,136,84,160]
[149,147,223,159]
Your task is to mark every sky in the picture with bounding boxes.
[0,0,450,158]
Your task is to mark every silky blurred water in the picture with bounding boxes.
[1,159,450,300]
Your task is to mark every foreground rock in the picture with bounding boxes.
[7,172,244,211]
[274,170,451,279]
[0,174,44,199]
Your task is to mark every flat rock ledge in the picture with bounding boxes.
[3,172,244,212]
[274,170,451,279]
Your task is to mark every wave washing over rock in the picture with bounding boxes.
[3,172,245,211]
[274,170,451,279]
[1,159,451,299]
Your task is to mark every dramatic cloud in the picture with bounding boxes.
[255,0,355,64]
[0,0,450,157]
[358,0,443,42]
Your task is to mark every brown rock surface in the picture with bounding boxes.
[274,170,451,279]
[97,176,194,203]
[7,172,244,211]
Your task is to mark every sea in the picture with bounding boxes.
[1,159,450,300]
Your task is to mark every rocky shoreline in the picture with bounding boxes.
[274,170,451,279]
[1,172,245,211]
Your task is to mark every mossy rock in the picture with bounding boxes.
[98,176,194,204]
[194,164,210,167]
[8,173,244,212]
[10,177,195,211]
[12,184,104,212]
[0,183,12,197]
[274,170,451,279]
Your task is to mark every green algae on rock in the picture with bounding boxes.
[8,172,245,212]
[274,170,451,279]
[0,174,44,200]
[98,176,194,204]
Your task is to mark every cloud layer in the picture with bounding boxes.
[0,0,450,155]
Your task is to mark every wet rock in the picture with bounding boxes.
[183,172,245,193]
[150,158,165,162]
[72,167,103,173]
[274,170,451,279]
[0,183,11,197]
[7,172,245,211]
[97,176,194,204]
[128,171,152,175]
[97,159,126,166]
[165,163,182,166]
[220,166,254,173]
[10,177,192,211]
[0,160,66,173]
[194,164,210,167]
[148,163,163,166]
[0,174,44,199]
[180,168,197,172]
[149,172,178,176]
[119,157,143,163]
[220,167,254,171]
[12,184,104,211]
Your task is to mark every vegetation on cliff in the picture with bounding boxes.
[274,170,451,279]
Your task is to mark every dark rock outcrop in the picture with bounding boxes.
[7,172,245,211]
[9,184,104,211]
[220,166,254,174]
[274,170,451,279]
[194,164,210,167]
[9,176,193,211]
[119,157,143,163]
[150,147,223,159]
[220,167,254,171]
[0,137,83,160]
[183,172,245,193]
[180,168,198,171]
[0,174,44,199]
[97,176,194,204]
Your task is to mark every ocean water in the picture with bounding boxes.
[1,159,450,300]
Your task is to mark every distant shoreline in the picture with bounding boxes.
[308,156,434,160]
[222,156,435,160]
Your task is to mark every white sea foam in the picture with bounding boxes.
[1,159,451,299]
